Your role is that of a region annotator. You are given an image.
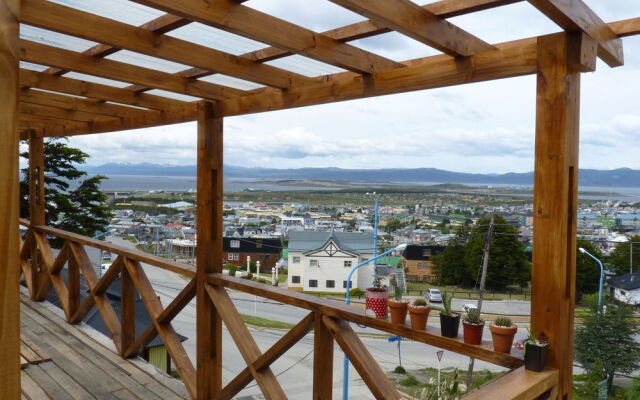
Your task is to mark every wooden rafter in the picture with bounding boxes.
[22,0,312,89]
[610,17,640,38]
[328,0,495,56]
[528,0,624,67]
[129,0,405,74]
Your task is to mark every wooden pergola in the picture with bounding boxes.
[1,0,640,399]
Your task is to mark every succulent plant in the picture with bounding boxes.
[494,316,512,327]
[412,298,428,307]
[463,308,483,325]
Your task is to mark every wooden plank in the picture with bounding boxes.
[20,103,121,124]
[208,273,523,369]
[24,364,74,400]
[216,313,315,400]
[37,361,97,400]
[205,284,287,400]
[531,32,580,399]
[20,336,50,364]
[0,0,21,397]
[220,38,537,116]
[313,312,334,400]
[130,0,404,74]
[329,0,494,56]
[21,370,52,400]
[322,316,400,400]
[610,17,640,38]
[195,100,223,400]
[20,41,245,100]
[120,262,135,358]
[464,367,558,400]
[123,258,197,399]
[528,0,624,67]
[22,0,312,90]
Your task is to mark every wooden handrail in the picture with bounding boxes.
[463,367,558,399]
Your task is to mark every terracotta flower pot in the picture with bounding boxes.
[489,323,518,353]
[365,287,388,318]
[388,299,409,324]
[408,305,431,330]
[462,321,485,345]
[440,313,460,338]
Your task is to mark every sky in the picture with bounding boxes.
[66,0,640,174]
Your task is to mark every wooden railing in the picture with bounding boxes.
[19,220,558,399]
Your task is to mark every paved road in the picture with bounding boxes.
[99,237,518,399]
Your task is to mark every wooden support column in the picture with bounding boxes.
[532,32,581,400]
[0,0,21,398]
[28,131,45,300]
[313,312,334,399]
[120,261,135,357]
[196,100,223,399]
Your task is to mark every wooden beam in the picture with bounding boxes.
[22,0,312,89]
[20,69,189,111]
[196,101,223,399]
[28,132,45,301]
[610,17,640,38]
[328,0,494,56]
[313,312,334,400]
[532,32,580,400]
[463,367,559,400]
[20,40,245,100]
[129,0,404,74]
[220,38,538,116]
[528,0,624,67]
[120,261,136,358]
[0,0,20,397]
[20,103,121,124]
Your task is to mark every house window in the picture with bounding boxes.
[256,240,263,249]
[259,255,267,260]
[344,260,352,268]
[417,262,428,269]
[292,256,300,264]
[228,253,239,261]
[230,240,240,248]
[343,280,352,289]
[422,249,431,257]
[326,280,335,288]
[309,279,318,288]
[310,260,319,268]
[621,290,627,296]
[291,276,300,284]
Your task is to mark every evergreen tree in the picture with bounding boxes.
[608,235,640,275]
[20,138,111,246]
[434,236,466,286]
[575,239,603,302]
[575,301,640,394]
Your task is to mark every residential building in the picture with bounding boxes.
[223,237,282,273]
[287,231,374,293]
[402,244,445,282]
[607,272,640,311]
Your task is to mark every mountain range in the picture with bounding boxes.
[86,163,640,187]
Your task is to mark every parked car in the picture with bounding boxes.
[426,288,442,303]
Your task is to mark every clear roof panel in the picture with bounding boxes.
[584,0,640,22]
[105,51,193,74]
[351,31,442,62]
[29,88,84,99]
[63,72,131,88]
[20,61,49,72]
[265,55,346,77]
[48,0,165,27]
[21,24,97,52]
[167,23,268,56]
[198,75,265,91]
[144,89,201,102]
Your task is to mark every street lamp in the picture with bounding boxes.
[579,247,605,309]
[342,243,407,400]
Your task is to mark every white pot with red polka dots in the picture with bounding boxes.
[365,287,389,319]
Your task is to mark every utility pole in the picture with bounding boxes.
[630,242,633,275]
[466,214,494,388]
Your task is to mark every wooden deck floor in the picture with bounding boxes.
[20,294,189,400]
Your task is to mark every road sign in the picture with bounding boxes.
[437,351,444,362]
[388,336,404,343]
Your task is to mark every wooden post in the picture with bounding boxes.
[196,100,223,399]
[28,131,45,300]
[0,0,21,398]
[532,32,583,400]
[313,312,334,399]
[120,261,135,357]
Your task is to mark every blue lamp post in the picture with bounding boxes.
[343,243,407,400]
[579,247,605,309]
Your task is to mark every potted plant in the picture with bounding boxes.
[407,298,430,330]
[387,279,409,325]
[489,317,517,353]
[438,292,460,338]
[462,308,484,345]
[365,276,388,319]
[522,328,548,372]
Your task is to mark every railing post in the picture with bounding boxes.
[532,32,587,399]
[196,100,223,399]
[0,0,21,397]
[313,312,333,399]
[120,258,135,357]
[28,130,45,300]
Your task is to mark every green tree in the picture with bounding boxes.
[20,138,111,246]
[609,236,640,276]
[463,216,530,290]
[575,239,603,303]
[434,237,466,286]
[575,301,640,394]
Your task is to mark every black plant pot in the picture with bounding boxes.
[524,343,548,372]
[440,313,460,338]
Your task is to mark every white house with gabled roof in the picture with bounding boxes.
[287,231,374,293]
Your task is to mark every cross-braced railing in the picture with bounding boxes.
[19,219,558,400]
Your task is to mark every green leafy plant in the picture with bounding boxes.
[411,369,467,400]
[228,266,237,277]
[413,298,428,307]
[368,275,387,292]
[463,308,483,325]
[493,316,512,327]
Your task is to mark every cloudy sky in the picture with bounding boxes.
[68,0,640,174]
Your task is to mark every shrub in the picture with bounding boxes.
[228,266,237,277]
[241,272,254,280]
[393,365,406,374]
[494,316,512,327]
[349,288,363,297]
